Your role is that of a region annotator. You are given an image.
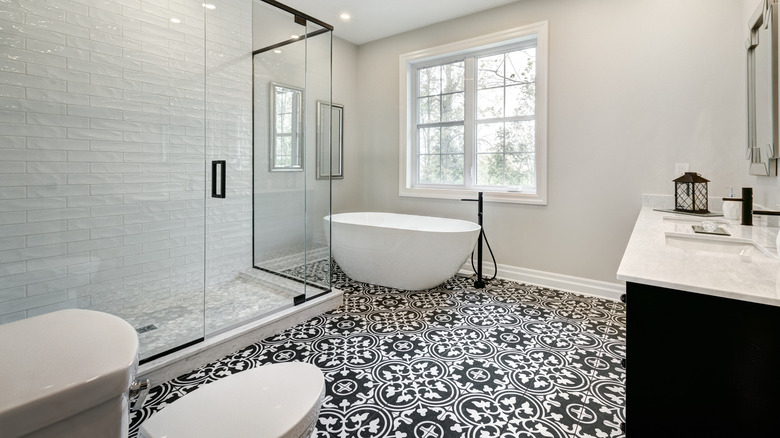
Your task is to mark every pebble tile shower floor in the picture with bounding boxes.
[129,265,626,438]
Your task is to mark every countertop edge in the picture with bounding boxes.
[617,207,780,307]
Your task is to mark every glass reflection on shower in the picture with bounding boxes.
[252,1,333,301]
[0,0,333,362]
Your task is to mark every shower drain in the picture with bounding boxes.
[136,324,158,334]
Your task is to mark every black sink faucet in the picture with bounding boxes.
[741,187,753,226]
[753,209,780,216]
[734,187,780,226]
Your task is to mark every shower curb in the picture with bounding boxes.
[136,289,344,386]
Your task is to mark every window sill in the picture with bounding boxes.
[399,186,547,205]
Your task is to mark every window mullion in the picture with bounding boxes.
[463,56,476,189]
[502,53,508,186]
[439,131,444,183]
[412,68,420,186]
[418,121,464,129]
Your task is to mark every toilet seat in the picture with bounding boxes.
[139,362,325,438]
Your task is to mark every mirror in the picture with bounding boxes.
[270,83,304,171]
[747,0,779,176]
[316,101,344,179]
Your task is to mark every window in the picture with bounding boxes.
[400,22,548,204]
[417,60,465,185]
[270,83,303,171]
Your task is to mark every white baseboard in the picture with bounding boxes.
[460,262,625,302]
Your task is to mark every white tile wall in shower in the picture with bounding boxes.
[204,0,253,287]
[0,0,253,324]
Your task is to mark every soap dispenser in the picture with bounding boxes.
[722,187,741,221]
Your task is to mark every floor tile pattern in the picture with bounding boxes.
[129,266,625,438]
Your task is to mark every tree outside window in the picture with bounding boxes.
[400,22,548,204]
[414,45,538,191]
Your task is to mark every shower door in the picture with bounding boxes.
[0,0,330,361]
[0,0,213,360]
[251,1,333,301]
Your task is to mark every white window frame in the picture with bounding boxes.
[399,21,548,205]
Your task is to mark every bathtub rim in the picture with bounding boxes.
[325,212,480,234]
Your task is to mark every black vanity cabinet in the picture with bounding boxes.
[625,281,780,437]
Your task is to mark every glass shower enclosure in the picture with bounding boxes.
[0,0,333,361]
[251,1,333,303]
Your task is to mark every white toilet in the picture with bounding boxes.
[0,309,324,438]
[0,309,139,438]
[139,361,325,438]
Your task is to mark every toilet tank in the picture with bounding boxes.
[0,309,139,438]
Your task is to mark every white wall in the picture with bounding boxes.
[347,0,746,284]
[331,37,361,214]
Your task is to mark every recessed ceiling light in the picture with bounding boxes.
[290,34,300,40]
[170,18,181,24]
[339,13,351,20]
[274,49,282,54]
[202,3,215,9]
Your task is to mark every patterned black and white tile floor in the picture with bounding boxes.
[129,265,625,438]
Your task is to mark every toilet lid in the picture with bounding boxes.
[140,362,324,438]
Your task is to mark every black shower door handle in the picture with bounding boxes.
[212,160,226,198]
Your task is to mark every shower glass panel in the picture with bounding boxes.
[304,20,334,298]
[0,0,208,360]
[0,0,332,361]
[201,0,262,335]
[252,2,333,299]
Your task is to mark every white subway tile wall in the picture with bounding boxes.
[0,0,253,326]
[204,0,253,287]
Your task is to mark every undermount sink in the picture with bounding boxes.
[662,215,727,225]
[665,232,775,258]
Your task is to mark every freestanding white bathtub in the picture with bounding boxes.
[324,212,481,290]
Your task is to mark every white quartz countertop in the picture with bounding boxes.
[617,207,780,306]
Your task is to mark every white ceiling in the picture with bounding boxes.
[279,0,520,45]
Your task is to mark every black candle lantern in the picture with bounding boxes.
[674,172,709,213]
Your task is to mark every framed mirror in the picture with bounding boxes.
[746,0,779,176]
[270,83,304,172]
[316,101,344,179]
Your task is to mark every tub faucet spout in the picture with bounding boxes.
[461,192,485,289]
